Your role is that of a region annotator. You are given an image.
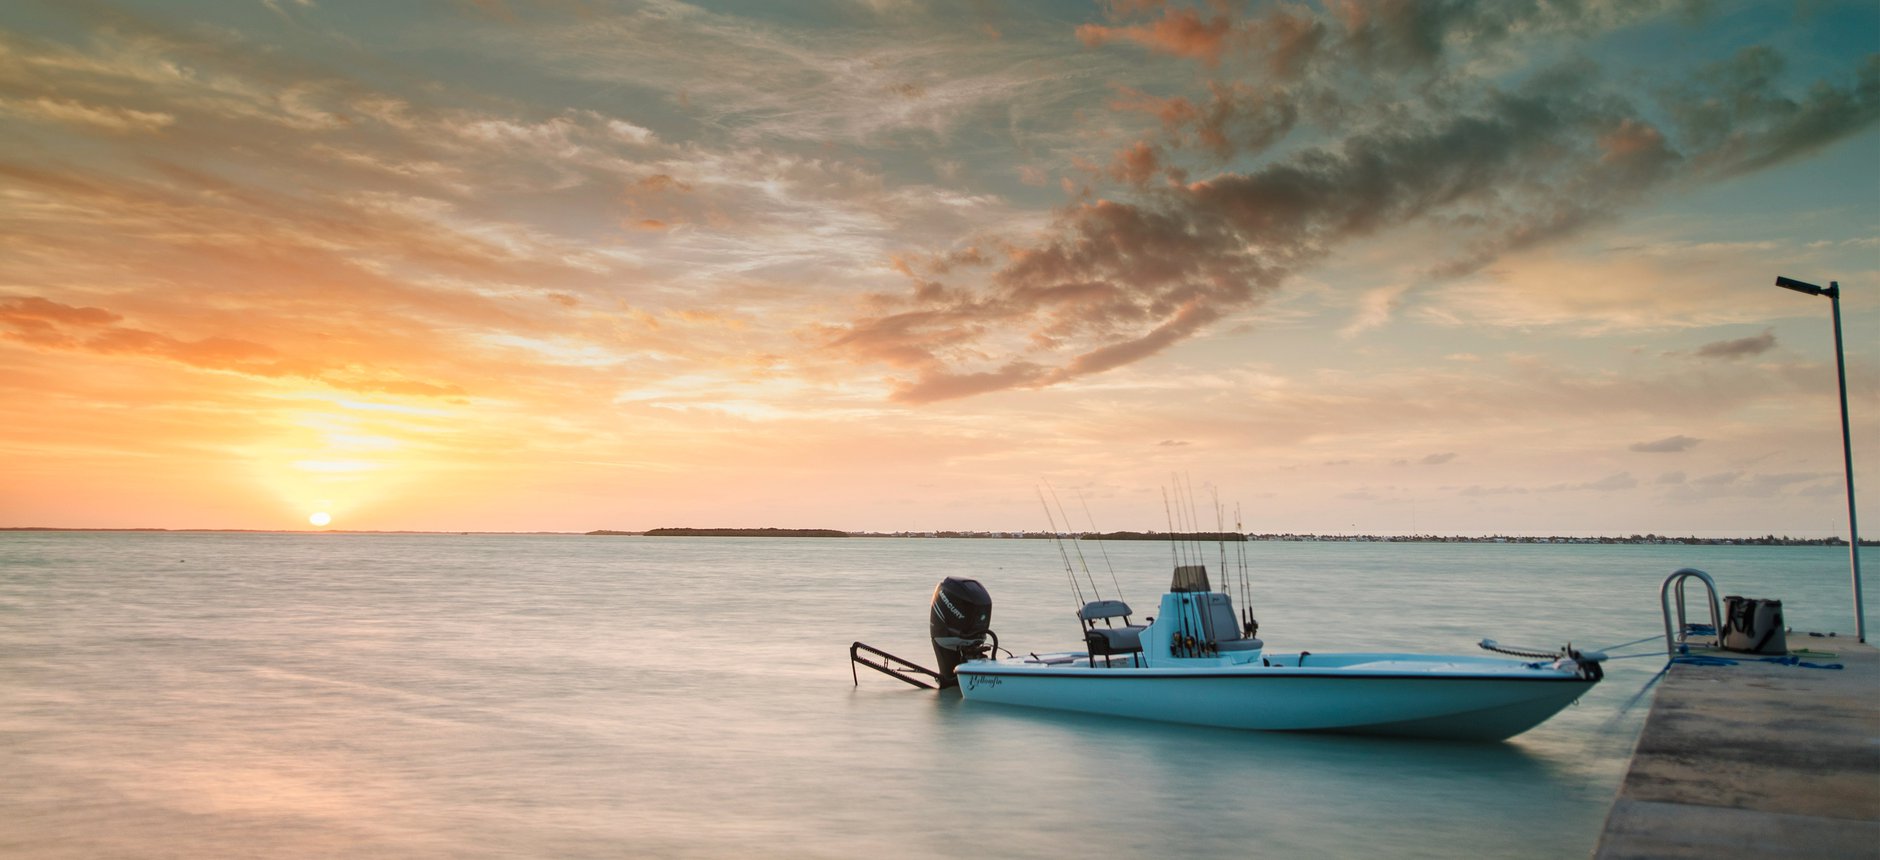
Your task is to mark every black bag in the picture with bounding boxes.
[1720,595,1786,654]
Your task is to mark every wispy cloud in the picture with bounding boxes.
[1693,329,1777,360]
[1631,435,1702,453]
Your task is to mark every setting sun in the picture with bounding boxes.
[308,512,331,527]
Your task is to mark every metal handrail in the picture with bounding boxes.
[1660,568,1722,657]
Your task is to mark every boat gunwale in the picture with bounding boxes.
[954,665,1596,684]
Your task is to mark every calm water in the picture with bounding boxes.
[0,532,1864,858]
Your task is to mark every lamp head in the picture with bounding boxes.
[1775,275,1827,296]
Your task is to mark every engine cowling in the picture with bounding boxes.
[929,577,992,687]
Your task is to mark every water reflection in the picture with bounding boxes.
[901,692,1581,858]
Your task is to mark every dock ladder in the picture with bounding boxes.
[1660,568,1723,657]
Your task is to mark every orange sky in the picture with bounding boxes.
[1,1,1875,535]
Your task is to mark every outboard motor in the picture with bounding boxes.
[930,577,993,688]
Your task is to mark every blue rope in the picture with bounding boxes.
[1603,649,1845,734]
[1595,633,1667,653]
[1670,653,1844,670]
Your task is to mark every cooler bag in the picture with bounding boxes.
[1720,595,1786,654]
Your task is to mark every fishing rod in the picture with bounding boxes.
[1189,476,1215,652]
[1236,502,1257,638]
[1218,485,1233,594]
[1077,489,1127,607]
[1184,473,1209,583]
[1037,489,1086,609]
[1161,484,1196,656]
[1044,480,1103,602]
[1161,486,1182,571]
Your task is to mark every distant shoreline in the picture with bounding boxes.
[3,526,1871,546]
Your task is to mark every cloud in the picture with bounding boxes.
[1077,6,1237,67]
[839,76,1675,398]
[1343,283,1411,337]
[0,296,122,346]
[887,361,1046,404]
[1693,329,1777,360]
[1663,470,1838,501]
[1630,434,1702,453]
[0,96,175,133]
[1460,485,1528,497]
[1582,473,1640,492]
[829,2,1879,401]
[1666,49,1880,178]
[1421,452,1457,465]
[0,294,467,397]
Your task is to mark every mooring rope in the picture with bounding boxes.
[1593,633,1665,653]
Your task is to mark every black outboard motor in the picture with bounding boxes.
[930,577,993,688]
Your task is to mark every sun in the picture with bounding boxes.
[309,512,332,527]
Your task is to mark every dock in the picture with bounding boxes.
[1594,641,1880,858]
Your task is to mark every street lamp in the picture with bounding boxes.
[1775,275,1864,642]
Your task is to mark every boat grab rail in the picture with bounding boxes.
[1660,568,1722,658]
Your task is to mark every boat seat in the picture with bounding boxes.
[1086,625,1144,653]
[1198,592,1262,652]
[1080,599,1146,658]
[1078,599,1133,622]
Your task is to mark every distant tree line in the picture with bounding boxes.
[631,527,848,538]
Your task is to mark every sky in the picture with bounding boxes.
[1,0,1876,536]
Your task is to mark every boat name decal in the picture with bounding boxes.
[965,674,1001,690]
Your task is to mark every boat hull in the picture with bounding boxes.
[954,656,1597,741]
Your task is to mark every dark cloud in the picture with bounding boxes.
[839,81,1650,399]
[1665,49,1880,178]
[1693,329,1776,360]
[1631,434,1702,453]
[835,5,1879,402]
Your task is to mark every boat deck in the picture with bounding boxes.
[1593,640,1879,858]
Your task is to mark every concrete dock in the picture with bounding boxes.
[1594,641,1880,858]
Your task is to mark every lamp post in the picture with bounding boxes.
[1775,275,1864,642]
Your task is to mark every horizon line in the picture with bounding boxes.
[1,526,1868,544]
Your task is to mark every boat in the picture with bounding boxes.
[919,563,1603,742]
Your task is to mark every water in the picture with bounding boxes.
[0,532,1863,858]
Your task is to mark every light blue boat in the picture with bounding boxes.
[935,565,1602,741]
